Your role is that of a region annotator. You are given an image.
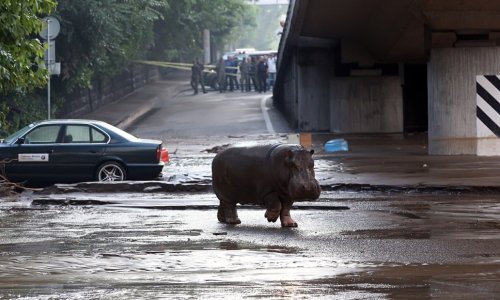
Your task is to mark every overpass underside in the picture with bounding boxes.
[274,0,500,155]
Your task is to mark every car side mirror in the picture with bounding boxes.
[15,137,25,145]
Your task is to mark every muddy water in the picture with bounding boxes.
[1,192,500,299]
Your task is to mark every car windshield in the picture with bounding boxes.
[2,123,34,144]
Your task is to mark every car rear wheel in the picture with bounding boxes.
[96,162,126,182]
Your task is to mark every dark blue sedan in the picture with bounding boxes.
[0,119,168,184]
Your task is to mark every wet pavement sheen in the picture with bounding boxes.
[1,191,500,299]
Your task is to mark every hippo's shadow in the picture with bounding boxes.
[217,223,301,237]
[217,240,299,254]
[214,225,302,253]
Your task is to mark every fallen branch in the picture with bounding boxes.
[0,159,43,194]
[0,174,43,195]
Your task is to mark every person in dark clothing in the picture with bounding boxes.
[216,57,226,93]
[225,56,239,91]
[239,57,250,92]
[231,57,240,91]
[191,58,206,95]
[249,56,258,92]
[257,57,268,93]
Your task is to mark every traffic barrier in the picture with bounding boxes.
[135,60,240,76]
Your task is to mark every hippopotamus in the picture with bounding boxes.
[211,143,321,227]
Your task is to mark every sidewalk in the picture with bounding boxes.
[81,77,190,129]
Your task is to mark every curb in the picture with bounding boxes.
[322,183,500,194]
[115,96,158,129]
[116,84,190,130]
[36,181,500,196]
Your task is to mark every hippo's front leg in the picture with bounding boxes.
[217,201,241,224]
[280,199,297,227]
[264,193,281,223]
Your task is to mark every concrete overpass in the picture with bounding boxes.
[274,0,500,155]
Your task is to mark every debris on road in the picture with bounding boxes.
[203,144,231,153]
[324,138,349,153]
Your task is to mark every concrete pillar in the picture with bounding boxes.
[330,77,403,133]
[276,53,299,128]
[428,47,500,155]
[203,29,210,64]
[297,48,333,131]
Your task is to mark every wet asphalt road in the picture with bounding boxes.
[2,190,500,299]
[1,89,500,299]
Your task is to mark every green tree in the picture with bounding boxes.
[235,4,287,50]
[151,0,256,62]
[0,0,55,136]
[0,0,56,95]
[53,0,168,92]
[210,0,258,54]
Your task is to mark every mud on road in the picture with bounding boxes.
[1,184,500,299]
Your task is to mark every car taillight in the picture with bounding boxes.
[161,147,170,163]
[157,146,161,161]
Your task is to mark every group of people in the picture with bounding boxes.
[218,54,277,93]
[191,53,277,95]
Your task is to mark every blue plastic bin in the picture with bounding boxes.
[324,139,349,153]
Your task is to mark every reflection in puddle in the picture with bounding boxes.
[217,241,298,254]
[2,192,500,298]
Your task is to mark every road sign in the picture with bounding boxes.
[39,16,60,40]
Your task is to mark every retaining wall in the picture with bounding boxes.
[57,64,159,118]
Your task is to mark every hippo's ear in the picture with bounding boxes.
[309,149,314,156]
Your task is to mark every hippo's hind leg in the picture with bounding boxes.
[219,203,241,224]
[216,195,241,224]
[280,199,297,227]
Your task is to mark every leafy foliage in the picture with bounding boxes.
[235,4,287,50]
[53,0,168,92]
[0,0,55,136]
[151,0,257,62]
[0,93,46,137]
[0,0,56,95]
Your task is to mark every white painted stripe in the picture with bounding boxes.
[260,95,275,134]
[477,75,500,107]
[477,94,500,123]
[477,95,499,137]
[477,117,493,138]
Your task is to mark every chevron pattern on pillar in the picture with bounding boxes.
[476,75,500,137]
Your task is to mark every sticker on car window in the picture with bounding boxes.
[18,153,49,162]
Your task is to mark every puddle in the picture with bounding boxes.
[2,189,500,298]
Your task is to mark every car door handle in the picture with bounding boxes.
[49,149,54,153]
[89,150,98,153]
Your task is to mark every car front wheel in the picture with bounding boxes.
[96,162,126,182]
